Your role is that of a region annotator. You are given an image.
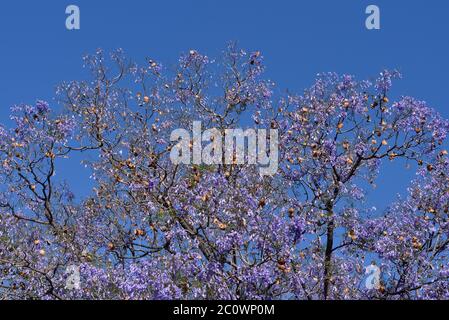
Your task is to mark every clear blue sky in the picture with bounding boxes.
[1,0,448,208]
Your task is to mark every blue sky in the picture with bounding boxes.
[1,0,448,208]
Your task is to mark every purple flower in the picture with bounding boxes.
[36,100,50,114]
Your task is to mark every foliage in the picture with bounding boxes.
[1,45,448,300]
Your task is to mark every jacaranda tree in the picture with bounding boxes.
[1,44,448,299]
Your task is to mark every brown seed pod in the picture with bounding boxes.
[134,229,146,237]
[288,208,295,217]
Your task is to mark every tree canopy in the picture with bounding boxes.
[1,45,448,300]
